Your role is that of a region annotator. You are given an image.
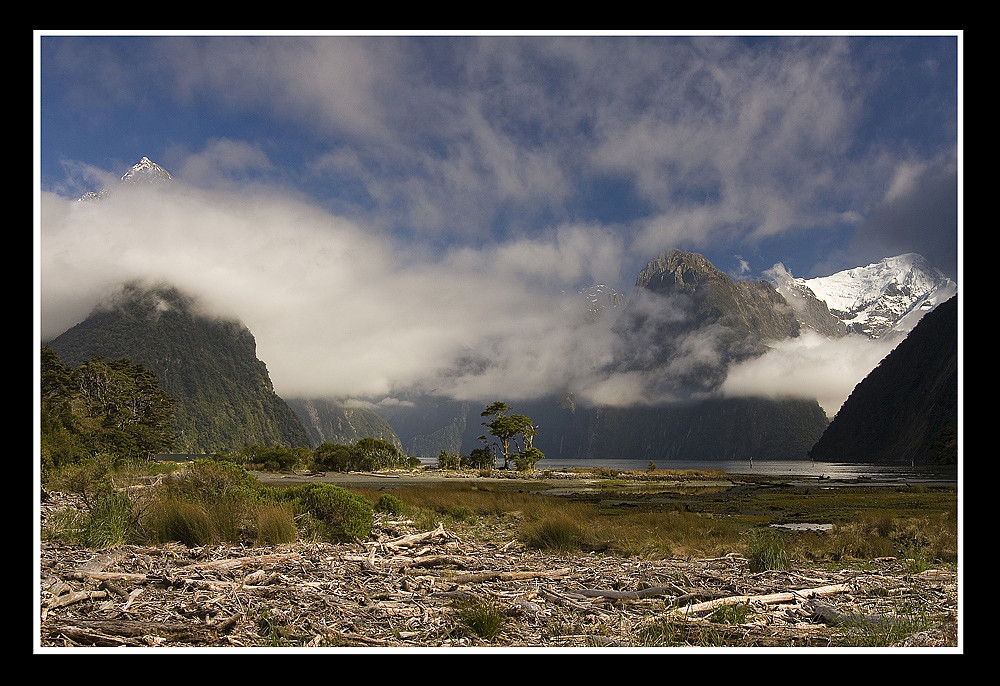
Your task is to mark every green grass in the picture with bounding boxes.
[43,459,958,572]
[742,528,790,572]
[371,478,957,566]
[454,596,507,641]
[43,457,376,548]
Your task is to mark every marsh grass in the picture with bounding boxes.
[380,481,744,557]
[254,502,299,545]
[743,528,790,572]
[145,497,217,546]
[44,459,957,571]
[375,479,957,567]
[521,514,585,552]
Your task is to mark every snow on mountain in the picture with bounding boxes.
[120,156,174,184]
[78,156,173,201]
[798,254,957,339]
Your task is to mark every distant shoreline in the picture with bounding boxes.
[251,464,957,492]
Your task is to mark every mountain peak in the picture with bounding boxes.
[121,156,173,184]
[78,157,173,201]
[635,249,728,293]
[801,253,957,339]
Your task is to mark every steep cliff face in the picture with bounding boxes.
[610,249,806,398]
[809,295,958,465]
[285,397,403,451]
[635,249,802,344]
[45,282,311,453]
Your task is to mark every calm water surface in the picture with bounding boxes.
[434,457,958,484]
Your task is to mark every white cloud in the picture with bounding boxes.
[39,179,625,403]
[170,139,275,188]
[719,330,898,416]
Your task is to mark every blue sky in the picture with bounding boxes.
[35,31,961,411]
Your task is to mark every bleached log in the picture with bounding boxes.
[384,523,449,549]
[671,582,852,617]
[46,589,108,609]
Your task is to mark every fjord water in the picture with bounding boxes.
[515,458,958,484]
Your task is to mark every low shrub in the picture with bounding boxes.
[374,493,406,516]
[280,482,373,542]
[162,458,265,505]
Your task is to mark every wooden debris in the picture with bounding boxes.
[669,582,853,617]
[37,490,958,649]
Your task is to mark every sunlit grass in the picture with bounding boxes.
[356,479,957,565]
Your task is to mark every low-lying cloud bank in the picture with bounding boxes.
[39,180,895,417]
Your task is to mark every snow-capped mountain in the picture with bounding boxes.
[797,254,956,339]
[120,156,173,184]
[78,156,173,201]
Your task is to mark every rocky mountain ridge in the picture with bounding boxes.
[44,283,313,453]
[773,254,956,339]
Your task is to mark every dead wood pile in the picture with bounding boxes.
[38,492,958,649]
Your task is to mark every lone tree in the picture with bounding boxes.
[480,401,544,470]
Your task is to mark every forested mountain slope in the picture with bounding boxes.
[809,296,958,465]
[45,282,311,453]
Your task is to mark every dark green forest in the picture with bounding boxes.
[40,346,176,470]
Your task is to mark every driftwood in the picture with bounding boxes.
[670,582,853,617]
[383,523,449,549]
[44,618,219,645]
[450,568,573,584]
[38,490,959,649]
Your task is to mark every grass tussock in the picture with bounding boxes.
[43,457,376,548]
[454,596,507,641]
[742,528,790,572]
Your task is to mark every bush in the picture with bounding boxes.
[374,493,406,516]
[281,482,373,542]
[139,459,272,546]
[512,446,544,472]
[162,458,264,505]
[44,453,120,509]
[437,450,461,470]
[313,439,409,473]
